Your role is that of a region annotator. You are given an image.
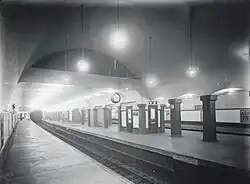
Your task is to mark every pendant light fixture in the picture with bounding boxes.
[63,34,70,82]
[80,4,85,60]
[149,36,152,73]
[63,34,68,73]
[77,4,89,72]
[186,7,198,78]
[146,36,157,88]
[117,0,120,31]
[109,0,128,50]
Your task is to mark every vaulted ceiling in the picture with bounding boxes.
[0,0,249,110]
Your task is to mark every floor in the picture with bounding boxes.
[1,120,134,184]
[48,120,250,172]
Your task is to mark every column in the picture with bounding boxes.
[200,95,217,142]
[81,109,85,124]
[109,109,112,126]
[160,104,166,133]
[138,104,146,134]
[168,99,182,137]
[87,109,91,127]
[93,108,97,127]
[103,107,109,129]
[118,106,122,132]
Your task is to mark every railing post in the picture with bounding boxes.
[0,113,4,149]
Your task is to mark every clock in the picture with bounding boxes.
[111,93,121,103]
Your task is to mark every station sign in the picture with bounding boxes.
[133,111,139,116]
[148,101,158,105]
[194,105,203,111]
[240,109,250,123]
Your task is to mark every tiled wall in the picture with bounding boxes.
[0,13,4,110]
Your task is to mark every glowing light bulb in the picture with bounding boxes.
[77,59,89,72]
[186,67,198,78]
[109,30,128,50]
[146,75,158,88]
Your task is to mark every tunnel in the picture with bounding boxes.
[0,1,250,184]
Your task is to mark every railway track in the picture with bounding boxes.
[37,121,168,184]
[36,121,250,184]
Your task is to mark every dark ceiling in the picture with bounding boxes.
[1,1,249,98]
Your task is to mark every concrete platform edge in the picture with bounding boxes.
[44,121,250,174]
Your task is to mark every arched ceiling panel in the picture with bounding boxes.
[31,48,135,78]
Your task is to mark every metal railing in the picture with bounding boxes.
[0,112,18,150]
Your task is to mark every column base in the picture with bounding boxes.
[202,137,217,142]
[160,127,165,133]
[139,128,148,134]
[171,133,182,137]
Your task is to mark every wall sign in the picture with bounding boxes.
[194,105,203,111]
[150,109,155,119]
[128,109,132,123]
[148,101,158,105]
[133,111,139,116]
[164,109,170,120]
[240,109,250,122]
[111,93,121,103]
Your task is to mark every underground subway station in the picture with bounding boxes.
[0,0,250,184]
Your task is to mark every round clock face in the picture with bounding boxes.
[111,93,121,103]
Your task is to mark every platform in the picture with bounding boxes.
[0,120,133,184]
[47,120,250,172]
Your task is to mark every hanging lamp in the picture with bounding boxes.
[186,7,198,78]
[109,0,128,50]
[76,5,89,72]
[63,34,70,82]
[146,36,158,88]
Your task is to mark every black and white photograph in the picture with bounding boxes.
[0,0,249,183]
